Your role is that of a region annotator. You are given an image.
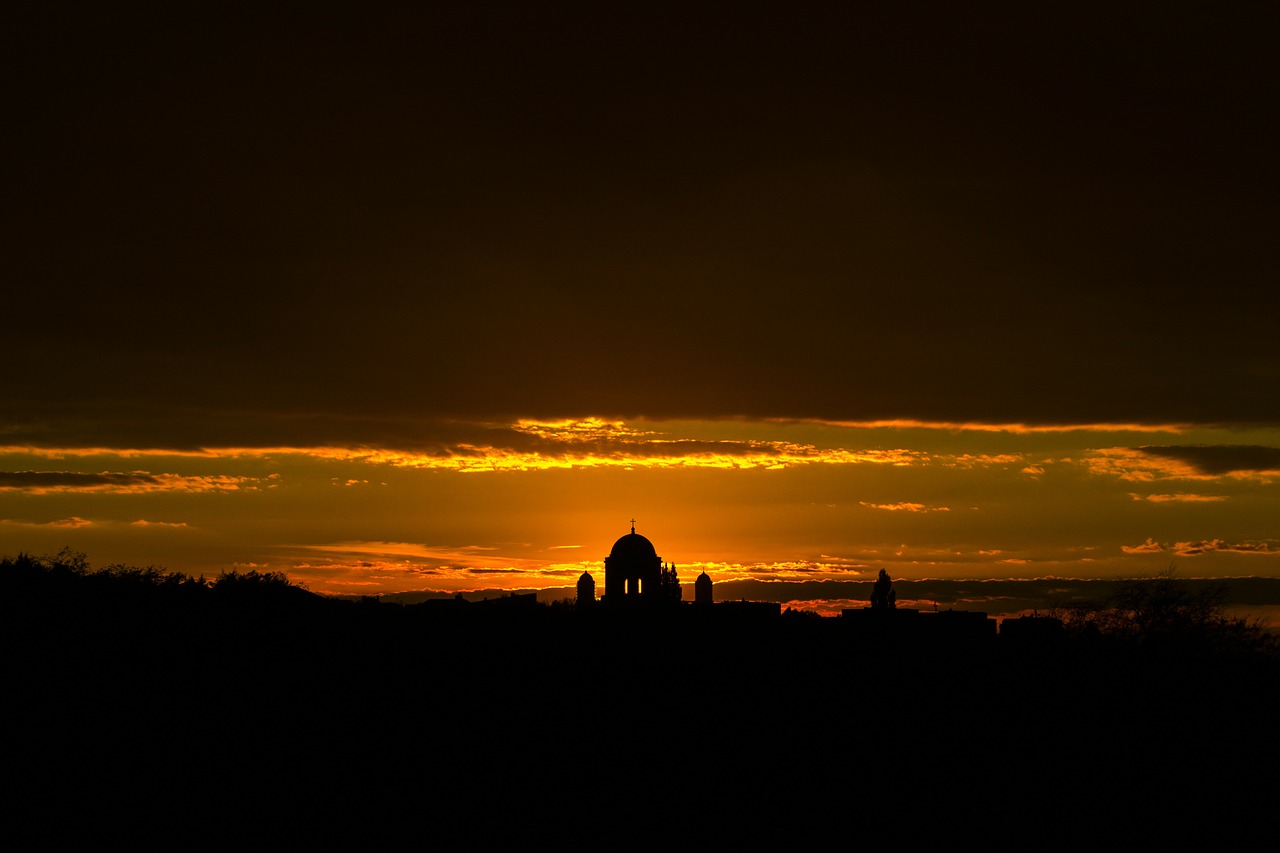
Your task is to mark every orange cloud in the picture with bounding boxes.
[859,501,950,512]
[1088,445,1280,483]
[4,418,941,473]
[1120,537,1278,557]
[1121,537,1165,554]
[1130,493,1227,503]
[309,441,928,473]
[1173,539,1276,557]
[769,418,1188,434]
[1,516,95,528]
[945,453,1024,468]
[1086,448,1207,481]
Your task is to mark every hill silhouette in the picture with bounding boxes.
[4,549,1276,844]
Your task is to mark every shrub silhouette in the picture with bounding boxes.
[1053,567,1279,663]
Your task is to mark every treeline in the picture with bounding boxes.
[5,548,1278,833]
[5,548,1278,662]
[1,547,319,605]
[6,546,1279,720]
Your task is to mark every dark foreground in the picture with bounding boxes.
[4,564,1278,846]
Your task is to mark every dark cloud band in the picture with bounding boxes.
[0,471,159,489]
[1137,445,1280,476]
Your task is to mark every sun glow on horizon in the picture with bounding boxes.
[4,417,1279,603]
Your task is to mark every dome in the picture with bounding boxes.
[609,532,658,561]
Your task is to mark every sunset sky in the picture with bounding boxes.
[5,3,1279,619]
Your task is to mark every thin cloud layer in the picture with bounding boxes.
[0,470,275,494]
[1136,445,1280,477]
[859,502,950,513]
[0,516,95,529]
[4,417,935,471]
[1087,446,1280,482]
[1123,538,1278,558]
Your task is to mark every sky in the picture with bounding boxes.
[4,3,1279,621]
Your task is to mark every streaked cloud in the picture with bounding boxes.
[859,501,950,513]
[0,470,276,494]
[1087,445,1280,483]
[1136,445,1280,476]
[1173,540,1277,557]
[1122,537,1279,557]
[944,453,1024,468]
[774,418,1189,434]
[1085,448,1198,481]
[289,541,599,588]
[1130,493,1227,503]
[0,516,96,529]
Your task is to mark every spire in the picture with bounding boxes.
[630,517,636,534]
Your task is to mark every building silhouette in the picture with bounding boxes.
[576,570,595,608]
[695,570,712,605]
[578,524,1016,646]
[601,521,682,606]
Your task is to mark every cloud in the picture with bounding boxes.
[1130,493,1227,503]
[0,516,94,528]
[1085,445,1279,482]
[1121,538,1165,554]
[301,541,499,561]
[1172,540,1276,557]
[293,541,595,577]
[1087,446,1280,484]
[776,419,1189,435]
[1,418,935,472]
[1085,448,1198,481]
[859,501,950,513]
[1121,537,1278,557]
[0,471,160,492]
[0,470,274,494]
[944,454,1024,468]
[1135,445,1280,476]
[50,517,93,528]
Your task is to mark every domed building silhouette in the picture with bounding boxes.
[576,569,595,608]
[695,570,713,606]
[601,521,683,606]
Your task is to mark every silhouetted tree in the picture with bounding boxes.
[1054,567,1279,662]
[870,568,896,609]
[659,562,682,603]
